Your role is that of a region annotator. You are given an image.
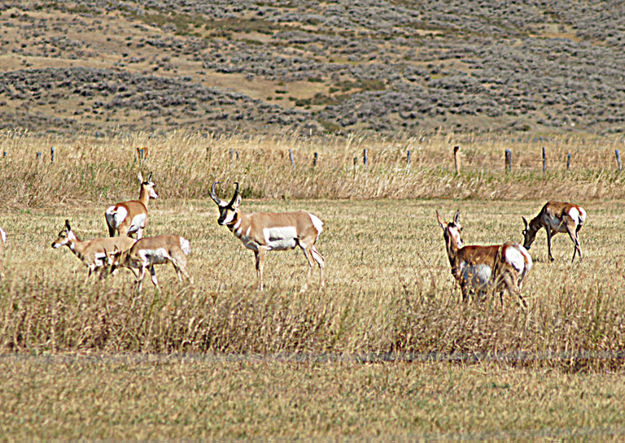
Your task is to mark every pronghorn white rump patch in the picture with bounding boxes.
[180,237,191,255]
[263,226,298,250]
[568,207,580,225]
[308,213,324,238]
[504,244,531,273]
[569,206,587,225]
[459,261,491,288]
[106,205,128,228]
[0,227,7,244]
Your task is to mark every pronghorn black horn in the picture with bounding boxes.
[65,219,71,230]
[211,181,224,206]
[227,182,239,207]
[147,172,153,182]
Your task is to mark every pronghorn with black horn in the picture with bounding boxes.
[437,210,532,306]
[211,182,325,292]
[0,226,6,280]
[522,201,587,263]
[107,234,192,292]
[51,219,136,280]
[105,172,158,239]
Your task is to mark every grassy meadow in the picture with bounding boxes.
[1,131,625,437]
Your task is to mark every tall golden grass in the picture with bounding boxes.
[1,130,624,208]
[0,195,623,370]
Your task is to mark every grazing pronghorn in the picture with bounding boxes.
[437,210,532,306]
[210,182,325,291]
[107,235,192,292]
[51,219,136,280]
[105,172,158,239]
[522,201,587,263]
[0,226,6,280]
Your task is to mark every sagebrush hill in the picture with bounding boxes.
[1,0,625,137]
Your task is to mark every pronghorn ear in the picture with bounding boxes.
[453,210,461,225]
[435,211,446,229]
[64,219,71,230]
[137,172,144,183]
[232,193,242,209]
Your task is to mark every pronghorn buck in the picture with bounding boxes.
[211,182,325,291]
[107,235,192,292]
[0,226,6,280]
[522,201,587,263]
[105,172,158,239]
[437,210,532,306]
[51,219,136,280]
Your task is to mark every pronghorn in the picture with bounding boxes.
[522,201,587,263]
[51,219,136,280]
[105,172,158,239]
[210,182,325,291]
[107,235,192,292]
[0,226,6,280]
[437,210,532,306]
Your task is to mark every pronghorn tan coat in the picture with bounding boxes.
[105,172,158,239]
[108,234,192,292]
[522,201,586,263]
[438,211,532,306]
[51,220,136,280]
[211,182,325,291]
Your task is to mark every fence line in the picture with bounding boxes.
[4,144,625,173]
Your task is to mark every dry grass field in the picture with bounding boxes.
[1,131,625,438]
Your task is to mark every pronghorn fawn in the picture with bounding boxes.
[522,201,587,263]
[105,172,158,239]
[211,182,325,292]
[51,219,136,280]
[437,210,532,307]
[107,235,192,292]
[0,226,6,280]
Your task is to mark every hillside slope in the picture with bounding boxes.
[1,1,625,136]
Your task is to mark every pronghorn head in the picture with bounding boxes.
[436,210,463,249]
[104,245,130,273]
[138,172,159,200]
[51,219,77,249]
[521,216,536,250]
[210,182,241,226]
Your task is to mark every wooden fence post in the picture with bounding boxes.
[542,146,546,173]
[313,152,318,167]
[50,146,55,163]
[453,145,461,174]
[616,149,622,171]
[567,153,571,170]
[363,148,368,166]
[289,148,296,171]
[406,150,411,165]
[505,149,512,173]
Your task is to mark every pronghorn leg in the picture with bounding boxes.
[149,265,160,291]
[170,256,192,283]
[546,228,555,261]
[566,223,582,263]
[299,246,314,292]
[503,272,526,308]
[107,223,116,237]
[135,265,147,292]
[311,245,325,289]
[254,247,266,291]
